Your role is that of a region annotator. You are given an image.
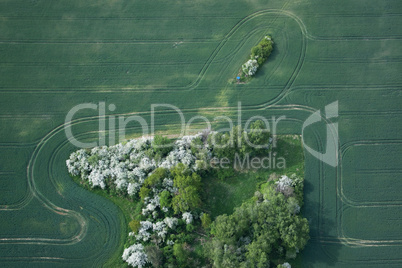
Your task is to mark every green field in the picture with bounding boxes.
[0,0,401,267]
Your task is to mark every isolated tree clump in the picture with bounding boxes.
[241,35,274,77]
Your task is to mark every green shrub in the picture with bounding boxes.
[129,219,141,233]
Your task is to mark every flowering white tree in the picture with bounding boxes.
[66,133,214,265]
[163,217,178,229]
[66,134,208,197]
[153,221,168,240]
[135,221,153,242]
[276,175,294,197]
[242,59,259,76]
[87,169,106,189]
[182,212,193,224]
[278,262,291,268]
[122,243,148,268]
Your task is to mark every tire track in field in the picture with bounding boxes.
[0,6,400,265]
[0,133,122,264]
[284,84,402,108]
[264,27,290,84]
[213,0,290,64]
[1,6,398,254]
[0,61,206,67]
[339,139,402,207]
[0,39,216,44]
[4,97,388,261]
[0,125,89,246]
[1,10,401,93]
[257,105,401,252]
[335,139,402,248]
[0,9,308,94]
[309,56,402,64]
[0,144,34,211]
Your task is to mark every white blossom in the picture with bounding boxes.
[153,221,168,239]
[66,134,204,197]
[164,217,179,229]
[88,169,106,189]
[115,178,128,190]
[127,182,140,196]
[182,212,193,224]
[122,243,148,268]
[135,221,153,242]
[276,175,294,192]
[242,59,259,76]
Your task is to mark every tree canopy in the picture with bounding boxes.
[207,181,309,267]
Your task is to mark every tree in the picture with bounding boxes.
[145,245,163,267]
[139,186,151,201]
[139,168,169,200]
[171,164,202,213]
[143,168,169,188]
[210,214,238,245]
[207,181,309,267]
[239,35,273,78]
[245,231,273,267]
[241,120,271,157]
[172,185,201,213]
[286,197,300,215]
[173,243,189,265]
[208,132,235,160]
[251,46,263,61]
[159,190,172,208]
[201,213,212,229]
[279,216,310,250]
[152,135,173,158]
[122,243,148,267]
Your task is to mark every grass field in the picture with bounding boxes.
[0,0,401,267]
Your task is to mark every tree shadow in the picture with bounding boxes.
[301,199,342,267]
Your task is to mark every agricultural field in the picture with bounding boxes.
[0,0,401,267]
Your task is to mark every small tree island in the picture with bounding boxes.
[236,35,274,83]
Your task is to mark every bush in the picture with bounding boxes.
[186,224,195,232]
[129,219,141,233]
[153,135,173,158]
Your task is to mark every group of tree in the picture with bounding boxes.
[66,120,309,268]
[240,35,274,78]
[206,176,309,267]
